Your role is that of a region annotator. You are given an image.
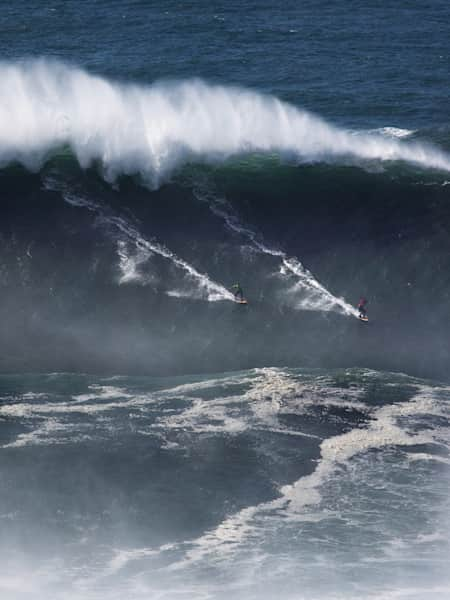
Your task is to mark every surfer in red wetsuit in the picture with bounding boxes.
[357,296,368,319]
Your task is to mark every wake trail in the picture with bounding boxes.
[193,182,358,317]
[2,59,450,185]
[43,176,235,303]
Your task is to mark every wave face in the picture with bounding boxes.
[2,2,450,597]
[1,368,449,599]
[2,0,450,596]
[0,150,450,379]
[2,61,450,184]
[1,63,450,382]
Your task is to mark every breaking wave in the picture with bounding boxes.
[2,59,450,185]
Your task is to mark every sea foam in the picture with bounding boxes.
[1,59,450,184]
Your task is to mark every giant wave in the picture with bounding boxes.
[2,59,450,184]
[1,60,450,380]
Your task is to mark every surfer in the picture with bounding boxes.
[231,283,244,301]
[357,296,368,319]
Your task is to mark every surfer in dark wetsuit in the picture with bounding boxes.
[231,283,244,301]
[357,296,368,318]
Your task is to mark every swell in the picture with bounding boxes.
[1,59,450,186]
[1,147,450,378]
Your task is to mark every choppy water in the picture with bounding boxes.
[1,2,450,599]
[1,368,449,599]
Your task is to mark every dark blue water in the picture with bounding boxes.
[1,3,450,599]
[3,1,450,129]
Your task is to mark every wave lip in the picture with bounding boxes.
[2,59,450,183]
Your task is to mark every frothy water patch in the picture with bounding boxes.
[1,59,450,183]
[0,369,448,599]
[163,378,448,572]
[363,127,416,139]
[116,239,154,285]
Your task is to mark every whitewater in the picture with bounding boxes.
[2,4,450,600]
[193,181,358,316]
[42,174,357,315]
[2,2,450,599]
[43,176,235,302]
[1,368,449,600]
[2,60,450,183]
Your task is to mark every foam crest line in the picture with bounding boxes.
[2,59,450,181]
[43,178,234,302]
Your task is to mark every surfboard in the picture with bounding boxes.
[359,315,369,322]
[235,299,248,305]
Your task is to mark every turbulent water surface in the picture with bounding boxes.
[1,368,449,599]
[1,2,450,599]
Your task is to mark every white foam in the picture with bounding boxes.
[1,384,135,415]
[108,213,234,301]
[0,385,155,448]
[72,385,134,403]
[365,127,416,139]
[155,368,366,441]
[43,178,235,303]
[107,546,162,574]
[406,452,450,465]
[414,532,446,544]
[110,216,235,302]
[1,375,259,447]
[281,386,445,514]
[157,369,368,569]
[21,392,49,400]
[2,59,450,181]
[2,418,77,448]
[157,372,257,396]
[193,184,358,317]
[165,380,448,568]
[1,374,265,447]
[116,239,154,285]
[281,256,358,316]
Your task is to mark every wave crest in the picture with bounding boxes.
[1,59,450,184]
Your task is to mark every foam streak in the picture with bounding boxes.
[194,184,357,316]
[43,178,234,302]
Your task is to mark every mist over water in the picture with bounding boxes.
[2,2,450,599]
[0,369,449,600]
[2,60,450,184]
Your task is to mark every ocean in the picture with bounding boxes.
[0,2,449,599]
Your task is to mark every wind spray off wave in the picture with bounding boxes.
[2,60,450,183]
